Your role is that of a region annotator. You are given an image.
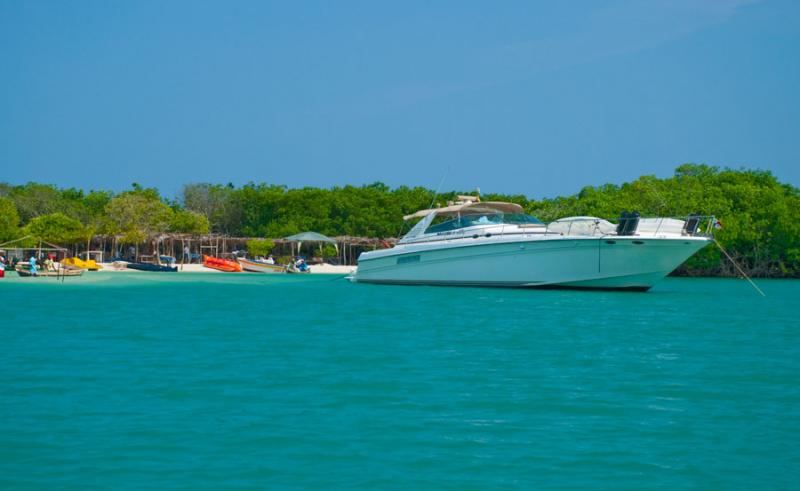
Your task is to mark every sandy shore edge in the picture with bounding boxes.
[98,262,356,275]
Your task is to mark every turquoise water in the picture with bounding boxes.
[1,273,798,490]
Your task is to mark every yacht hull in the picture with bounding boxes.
[354,237,709,290]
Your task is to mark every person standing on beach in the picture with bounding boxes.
[183,245,191,264]
[29,255,38,276]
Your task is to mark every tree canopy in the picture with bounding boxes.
[0,197,21,243]
[105,191,174,244]
[170,210,210,234]
[24,213,87,245]
[246,238,275,257]
[0,165,798,276]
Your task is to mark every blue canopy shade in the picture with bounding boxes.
[284,232,337,244]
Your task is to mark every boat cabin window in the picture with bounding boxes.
[424,212,542,234]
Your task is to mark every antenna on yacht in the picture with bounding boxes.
[395,167,451,240]
[429,166,451,210]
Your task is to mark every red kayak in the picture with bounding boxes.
[203,255,242,272]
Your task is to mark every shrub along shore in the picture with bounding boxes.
[1,164,798,277]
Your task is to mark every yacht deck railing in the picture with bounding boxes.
[402,214,717,245]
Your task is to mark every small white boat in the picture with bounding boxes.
[237,257,286,274]
[15,262,84,277]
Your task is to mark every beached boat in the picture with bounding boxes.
[15,262,84,277]
[62,256,102,271]
[286,263,312,274]
[237,257,285,273]
[353,196,713,291]
[203,255,242,272]
[126,262,178,272]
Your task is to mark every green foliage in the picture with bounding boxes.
[105,192,174,244]
[24,212,87,244]
[0,183,113,234]
[246,238,275,257]
[2,163,799,276]
[170,210,210,234]
[275,255,293,266]
[182,182,433,238]
[7,183,67,222]
[320,244,338,258]
[82,190,113,222]
[0,197,21,242]
[182,183,242,234]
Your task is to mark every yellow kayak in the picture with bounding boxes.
[62,257,102,271]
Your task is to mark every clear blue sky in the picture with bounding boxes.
[1,0,798,199]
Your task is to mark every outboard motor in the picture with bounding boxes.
[684,214,701,235]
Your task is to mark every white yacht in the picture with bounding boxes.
[353,196,712,291]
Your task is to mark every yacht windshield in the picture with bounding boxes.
[425,212,542,234]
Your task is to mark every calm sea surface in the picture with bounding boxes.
[1,273,798,490]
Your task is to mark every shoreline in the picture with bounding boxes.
[99,262,356,275]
